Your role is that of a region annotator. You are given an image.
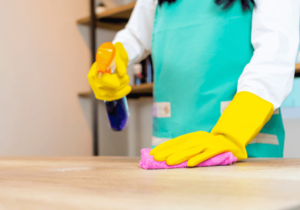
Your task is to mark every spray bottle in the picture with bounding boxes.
[96,42,130,131]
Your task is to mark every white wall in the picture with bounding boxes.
[94,96,153,157]
[0,0,93,156]
[126,98,153,156]
[282,108,300,158]
[283,118,300,158]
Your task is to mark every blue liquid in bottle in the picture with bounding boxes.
[105,97,129,131]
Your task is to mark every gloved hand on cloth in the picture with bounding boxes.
[150,91,274,167]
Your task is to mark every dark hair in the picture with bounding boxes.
[158,0,256,11]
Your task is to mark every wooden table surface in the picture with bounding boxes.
[0,157,299,210]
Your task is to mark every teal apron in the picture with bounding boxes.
[151,0,285,157]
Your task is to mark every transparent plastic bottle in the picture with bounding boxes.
[105,97,129,131]
[96,42,130,131]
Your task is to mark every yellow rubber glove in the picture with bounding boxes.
[87,42,131,101]
[150,91,274,167]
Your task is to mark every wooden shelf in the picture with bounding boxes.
[295,63,300,73]
[78,83,153,99]
[77,2,136,30]
[79,65,300,99]
[78,91,92,98]
[128,83,153,98]
[131,83,153,94]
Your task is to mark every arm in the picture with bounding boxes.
[88,0,156,101]
[238,0,300,110]
[113,0,157,66]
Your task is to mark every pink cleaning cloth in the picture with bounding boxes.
[139,148,237,170]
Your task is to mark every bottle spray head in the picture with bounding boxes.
[96,42,116,74]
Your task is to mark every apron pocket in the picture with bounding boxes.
[249,133,279,145]
[153,102,171,118]
[246,129,282,158]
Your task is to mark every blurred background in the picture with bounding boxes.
[0,0,299,157]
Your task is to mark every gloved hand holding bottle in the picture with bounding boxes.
[88,42,131,131]
[88,42,131,101]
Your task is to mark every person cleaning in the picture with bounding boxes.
[88,0,300,166]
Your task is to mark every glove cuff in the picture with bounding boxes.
[211,91,274,148]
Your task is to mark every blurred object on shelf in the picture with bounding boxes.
[102,0,136,9]
[133,63,143,85]
[96,3,106,14]
[141,55,153,84]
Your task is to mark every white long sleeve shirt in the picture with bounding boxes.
[113,0,300,109]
